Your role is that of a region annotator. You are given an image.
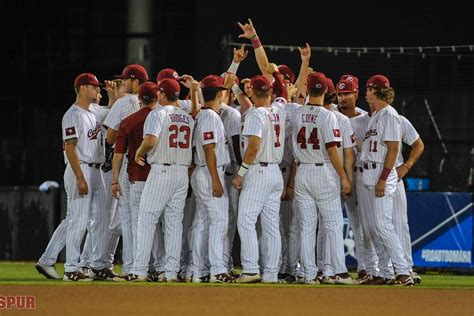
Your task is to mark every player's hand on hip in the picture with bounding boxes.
[111,183,122,199]
[375,179,386,197]
[77,177,88,196]
[135,155,145,166]
[341,176,351,198]
[396,164,409,180]
[232,175,243,190]
[212,180,224,197]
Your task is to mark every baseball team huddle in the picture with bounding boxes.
[35,19,424,286]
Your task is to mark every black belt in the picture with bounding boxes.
[355,167,363,172]
[363,163,377,170]
[163,163,172,166]
[87,163,101,169]
[297,162,324,167]
[259,162,269,167]
[225,172,233,176]
[281,167,287,173]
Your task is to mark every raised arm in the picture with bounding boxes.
[294,43,311,98]
[237,18,273,82]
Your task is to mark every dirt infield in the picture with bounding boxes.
[1,285,473,315]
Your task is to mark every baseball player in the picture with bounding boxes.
[190,75,234,283]
[285,72,351,284]
[62,73,112,281]
[359,74,413,286]
[232,74,286,284]
[123,78,193,282]
[394,115,424,284]
[103,64,148,276]
[111,81,162,281]
[315,77,355,284]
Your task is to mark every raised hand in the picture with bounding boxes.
[179,74,194,89]
[233,44,249,63]
[237,18,257,39]
[265,63,279,74]
[298,43,311,62]
[223,73,237,89]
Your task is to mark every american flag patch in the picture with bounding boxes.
[65,127,76,136]
[203,131,214,141]
[333,129,341,137]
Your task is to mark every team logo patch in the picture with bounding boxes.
[338,82,346,90]
[65,126,76,136]
[333,129,341,137]
[203,131,214,140]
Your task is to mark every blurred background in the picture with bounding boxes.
[0,1,472,265]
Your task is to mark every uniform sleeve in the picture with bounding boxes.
[227,109,241,137]
[143,111,163,138]
[242,109,264,138]
[400,116,419,146]
[179,99,192,113]
[103,99,123,130]
[90,104,110,123]
[62,111,81,141]
[381,112,401,142]
[341,117,354,149]
[199,113,219,146]
[114,120,128,154]
[321,112,342,144]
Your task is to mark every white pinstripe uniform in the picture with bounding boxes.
[287,104,344,280]
[316,108,354,276]
[238,101,286,283]
[219,103,241,270]
[360,105,410,277]
[191,108,230,277]
[393,115,419,271]
[103,94,140,274]
[350,113,379,277]
[131,105,193,278]
[62,103,110,273]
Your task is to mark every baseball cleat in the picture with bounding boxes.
[90,267,120,281]
[192,275,210,283]
[237,273,262,283]
[63,271,94,282]
[335,273,356,285]
[320,276,336,285]
[360,275,386,285]
[35,263,61,280]
[411,272,422,285]
[304,278,320,285]
[210,273,236,283]
[387,275,414,286]
[121,274,147,282]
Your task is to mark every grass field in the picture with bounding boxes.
[1,261,473,315]
[0,261,473,289]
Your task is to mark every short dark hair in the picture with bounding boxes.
[253,90,270,98]
[308,87,325,97]
[202,87,222,102]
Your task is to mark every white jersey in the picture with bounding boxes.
[351,114,371,167]
[239,107,249,158]
[280,119,294,168]
[327,110,354,162]
[104,94,140,130]
[242,103,286,164]
[62,103,108,164]
[396,115,420,167]
[287,104,341,164]
[144,105,194,166]
[360,105,401,164]
[219,103,241,162]
[193,108,230,167]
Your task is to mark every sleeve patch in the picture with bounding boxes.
[333,129,341,137]
[65,127,76,136]
[203,131,214,140]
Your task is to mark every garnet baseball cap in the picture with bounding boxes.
[339,74,359,89]
[157,68,180,82]
[336,79,358,93]
[115,64,148,83]
[158,78,181,98]
[326,77,336,94]
[250,75,271,91]
[74,73,102,88]
[306,72,328,90]
[366,74,391,88]
[200,75,225,89]
[138,82,159,101]
[278,65,295,83]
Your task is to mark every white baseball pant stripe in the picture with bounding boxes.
[393,180,413,269]
[129,181,145,259]
[38,216,68,266]
[238,164,283,283]
[287,198,300,276]
[224,161,240,271]
[190,196,210,277]
[296,164,347,280]
[279,167,292,274]
[362,167,410,277]
[131,164,187,278]
[191,166,229,276]
[64,164,108,272]
[179,194,196,277]
[118,162,133,274]
[354,169,379,276]
[151,217,166,272]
